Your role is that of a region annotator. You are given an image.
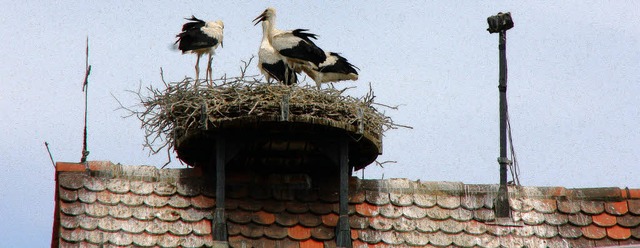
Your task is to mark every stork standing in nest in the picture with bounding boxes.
[175,16,224,85]
[302,52,359,89]
[254,15,297,85]
[253,8,326,85]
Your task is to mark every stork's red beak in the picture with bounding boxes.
[253,11,266,26]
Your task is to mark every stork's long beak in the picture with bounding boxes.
[221,41,223,48]
[253,12,266,26]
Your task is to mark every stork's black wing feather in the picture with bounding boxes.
[277,29,326,65]
[318,52,359,74]
[262,61,297,85]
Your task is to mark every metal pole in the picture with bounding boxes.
[336,137,352,248]
[496,30,510,218]
[212,135,228,240]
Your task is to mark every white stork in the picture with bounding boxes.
[255,18,297,85]
[253,8,326,81]
[303,52,359,89]
[175,16,224,85]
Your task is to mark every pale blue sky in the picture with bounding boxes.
[1,1,639,246]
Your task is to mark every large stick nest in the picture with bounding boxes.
[121,60,407,165]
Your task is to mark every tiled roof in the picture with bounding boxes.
[53,161,640,247]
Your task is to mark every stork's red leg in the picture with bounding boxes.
[195,54,201,84]
[207,53,213,86]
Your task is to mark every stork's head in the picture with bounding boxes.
[215,20,224,29]
[253,7,276,26]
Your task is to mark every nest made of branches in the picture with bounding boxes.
[119,61,408,165]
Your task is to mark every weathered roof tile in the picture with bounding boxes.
[275,212,299,227]
[592,212,617,227]
[357,229,381,244]
[451,232,478,247]
[605,201,629,215]
[190,195,215,209]
[425,206,450,220]
[472,208,495,222]
[77,215,99,230]
[121,218,147,234]
[510,198,534,212]
[321,212,339,227]
[402,205,427,219]
[391,217,417,232]
[119,192,144,206]
[628,199,640,215]
[263,224,288,239]
[253,210,277,225]
[60,187,79,202]
[349,215,369,229]
[533,224,558,238]
[436,195,460,209]
[191,219,212,235]
[154,181,177,196]
[60,201,84,216]
[378,204,402,218]
[107,204,132,219]
[607,225,632,240]
[241,223,265,238]
[60,214,79,229]
[389,192,413,206]
[369,215,393,231]
[288,225,311,240]
[310,225,334,241]
[142,193,169,207]
[365,191,390,206]
[557,200,581,214]
[263,199,287,213]
[106,179,130,194]
[568,212,592,226]
[631,226,640,239]
[450,208,473,222]
[77,188,97,204]
[96,190,120,205]
[413,193,436,208]
[228,209,252,224]
[580,200,605,214]
[285,201,309,214]
[543,213,568,226]
[460,194,485,210]
[355,202,379,217]
[521,211,545,225]
[380,231,404,245]
[401,230,428,246]
[581,225,607,239]
[429,231,453,246]
[298,213,321,227]
[175,181,201,196]
[168,220,193,235]
[83,176,106,192]
[618,215,640,227]
[415,218,439,233]
[532,199,557,214]
[463,220,486,235]
[59,173,86,190]
[438,219,464,234]
[558,224,582,238]
[348,189,366,204]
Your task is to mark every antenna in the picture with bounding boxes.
[487,12,514,218]
[81,37,92,163]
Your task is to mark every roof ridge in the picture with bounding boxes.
[55,161,639,200]
[55,161,202,182]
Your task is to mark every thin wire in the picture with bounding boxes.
[506,105,521,186]
[81,37,91,163]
